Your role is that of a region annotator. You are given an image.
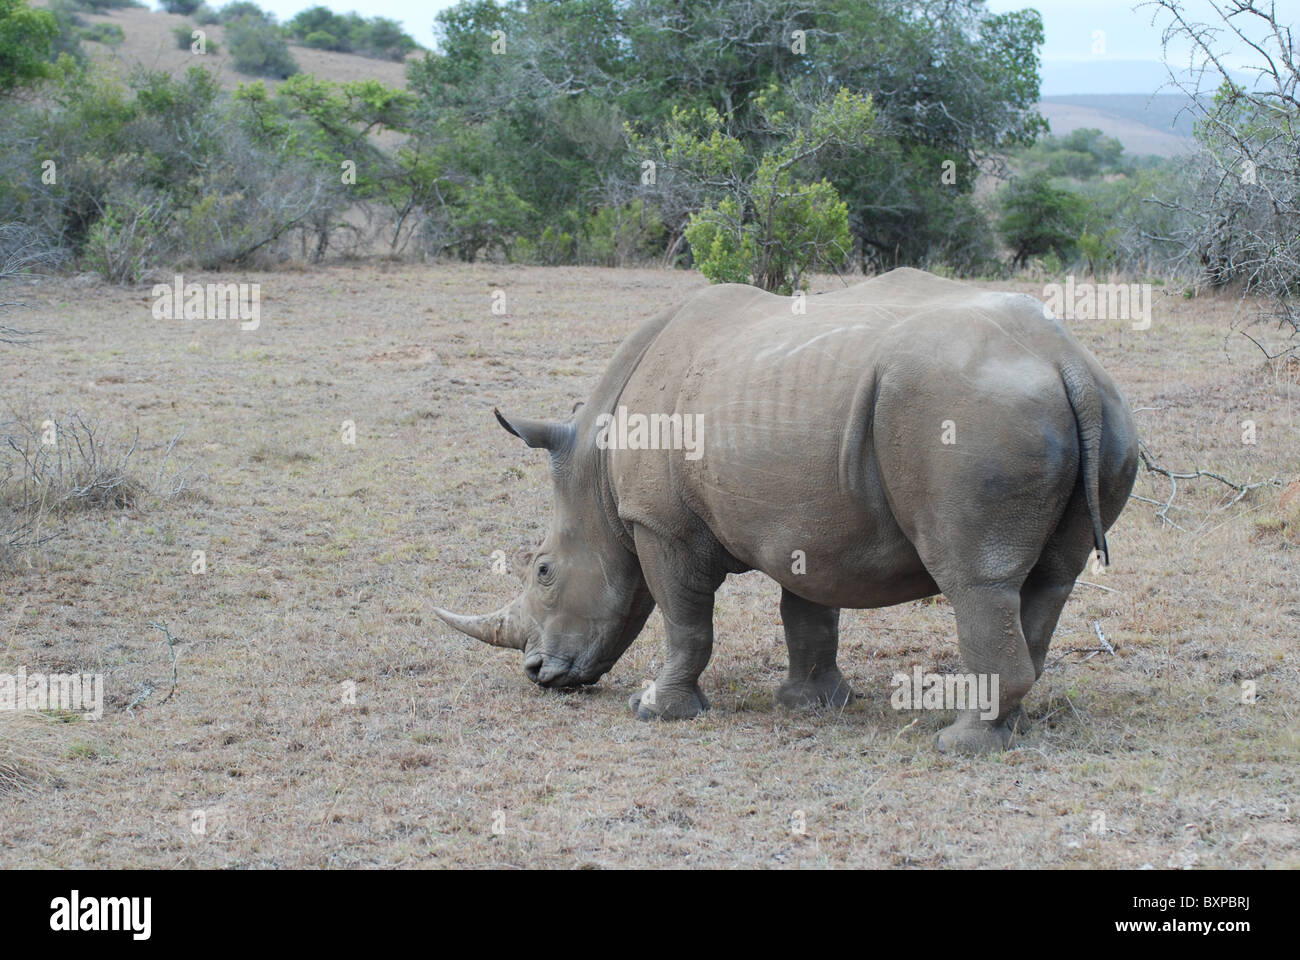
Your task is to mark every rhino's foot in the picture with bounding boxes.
[935,708,1029,755]
[628,681,710,721]
[1005,705,1030,734]
[776,670,855,710]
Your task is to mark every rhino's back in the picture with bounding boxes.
[644,269,1061,443]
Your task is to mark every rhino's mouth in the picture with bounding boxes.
[524,652,580,687]
[524,651,615,688]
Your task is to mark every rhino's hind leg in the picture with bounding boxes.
[1022,499,1096,681]
[934,584,1038,755]
[776,588,854,709]
[1020,576,1075,684]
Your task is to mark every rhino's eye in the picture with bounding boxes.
[537,561,552,581]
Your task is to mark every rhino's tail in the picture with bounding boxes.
[1060,359,1108,565]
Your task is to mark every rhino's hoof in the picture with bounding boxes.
[629,681,710,721]
[934,712,1027,755]
[776,672,855,710]
[1004,705,1030,734]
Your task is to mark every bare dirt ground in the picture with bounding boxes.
[0,263,1296,868]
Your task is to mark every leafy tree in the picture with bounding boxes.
[408,0,1044,273]
[235,73,420,256]
[645,88,873,292]
[997,171,1088,269]
[162,0,205,13]
[0,0,57,94]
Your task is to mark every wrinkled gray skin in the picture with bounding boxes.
[436,269,1138,753]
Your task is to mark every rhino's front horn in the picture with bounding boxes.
[433,600,528,650]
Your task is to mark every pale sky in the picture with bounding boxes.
[987,0,1180,63]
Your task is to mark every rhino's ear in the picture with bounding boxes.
[494,408,574,452]
[512,546,537,582]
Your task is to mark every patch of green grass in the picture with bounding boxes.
[66,740,103,760]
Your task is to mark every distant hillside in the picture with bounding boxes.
[1039,58,1253,98]
[1043,93,1210,137]
[37,3,415,92]
[1035,94,1204,158]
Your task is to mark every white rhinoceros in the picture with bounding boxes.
[436,268,1138,753]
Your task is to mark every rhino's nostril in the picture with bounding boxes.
[524,654,544,683]
[537,660,569,685]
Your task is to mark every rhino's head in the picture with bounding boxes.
[434,407,654,688]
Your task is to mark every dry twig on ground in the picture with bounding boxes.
[1136,438,1286,528]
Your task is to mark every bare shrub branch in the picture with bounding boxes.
[0,223,65,344]
[1143,0,1300,341]
[1,414,196,566]
[1137,437,1287,528]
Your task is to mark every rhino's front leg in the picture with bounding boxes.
[776,588,854,709]
[628,526,720,721]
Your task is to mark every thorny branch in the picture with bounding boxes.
[148,621,182,707]
[1136,437,1286,528]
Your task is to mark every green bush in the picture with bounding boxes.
[171,23,215,53]
[161,0,203,13]
[925,193,1001,276]
[682,160,854,294]
[302,30,339,51]
[1078,227,1120,277]
[284,7,417,61]
[445,175,532,262]
[226,14,296,79]
[576,200,667,267]
[0,63,340,277]
[79,22,124,47]
[284,5,343,43]
[81,198,167,284]
[512,226,574,266]
[354,18,416,61]
[0,0,58,93]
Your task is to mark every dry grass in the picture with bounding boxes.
[0,263,1295,868]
